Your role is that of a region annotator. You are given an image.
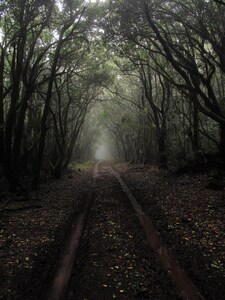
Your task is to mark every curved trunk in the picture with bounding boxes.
[32,40,63,190]
[13,88,32,175]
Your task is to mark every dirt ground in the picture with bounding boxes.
[0,170,93,300]
[118,164,225,300]
[0,163,224,299]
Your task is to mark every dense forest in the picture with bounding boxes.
[0,0,225,191]
[1,1,225,300]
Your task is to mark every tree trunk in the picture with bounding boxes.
[158,125,167,168]
[219,123,225,165]
[4,35,26,191]
[31,12,79,189]
[0,48,5,168]
[4,89,21,191]
[31,40,63,190]
[189,101,202,161]
[13,88,32,175]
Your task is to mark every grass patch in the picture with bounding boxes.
[113,161,128,168]
[68,161,95,172]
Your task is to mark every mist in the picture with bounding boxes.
[95,144,113,161]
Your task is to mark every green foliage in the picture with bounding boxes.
[99,110,109,117]
[68,161,94,172]
[0,0,225,189]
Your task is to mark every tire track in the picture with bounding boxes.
[68,162,178,299]
[108,164,204,300]
[47,162,204,300]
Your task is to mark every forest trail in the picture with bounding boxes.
[54,161,204,300]
[1,1,225,299]
[1,162,224,300]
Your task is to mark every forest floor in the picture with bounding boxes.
[0,162,224,299]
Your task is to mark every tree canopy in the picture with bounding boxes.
[0,0,225,191]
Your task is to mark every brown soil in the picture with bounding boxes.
[118,164,225,300]
[0,163,224,299]
[0,170,93,300]
[68,164,178,299]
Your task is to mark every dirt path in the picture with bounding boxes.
[1,162,224,299]
[65,162,203,299]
